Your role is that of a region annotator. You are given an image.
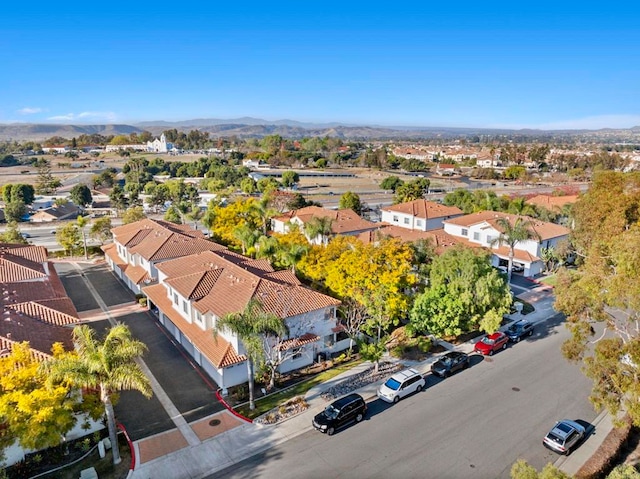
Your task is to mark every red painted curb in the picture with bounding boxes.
[117,422,136,471]
[215,390,253,424]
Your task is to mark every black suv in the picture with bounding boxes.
[506,319,534,342]
[312,393,367,436]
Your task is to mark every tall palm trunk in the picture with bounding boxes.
[101,385,121,465]
[247,359,256,410]
[508,247,514,283]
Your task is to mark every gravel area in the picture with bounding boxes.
[320,362,403,401]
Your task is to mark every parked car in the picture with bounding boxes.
[431,351,470,378]
[20,232,31,239]
[507,319,535,342]
[512,263,525,273]
[474,331,509,356]
[312,393,367,436]
[543,420,586,455]
[377,368,425,403]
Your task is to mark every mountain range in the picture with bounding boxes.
[1,118,640,142]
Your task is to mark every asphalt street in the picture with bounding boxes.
[54,261,225,441]
[212,313,596,479]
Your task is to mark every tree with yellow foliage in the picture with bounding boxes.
[0,343,98,452]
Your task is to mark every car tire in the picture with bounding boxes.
[327,427,335,436]
[515,336,521,343]
[528,329,533,337]
[488,349,494,356]
[393,396,400,404]
[416,384,423,393]
[355,413,363,422]
[463,361,469,369]
[502,342,507,350]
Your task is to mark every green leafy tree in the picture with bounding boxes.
[90,217,113,242]
[109,185,128,214]
[121,206,146,225]
[163,205,183,225]
[339,191,363,215]
[4,200,27,223]
[281,170,300,188]
[394,178,430,204]
[35,160,61,194]
[510,459,570,479]
[57,222,83,256]
[0,221,28,244]
[43,324,152,465]
[76,215,90,259]
[70,183,93,207]
[240,177,257,195]
[410,246,512,338]
[213,299,283,410]
[277,243,308,274]
[6,184,36,205]
[490,217,541,282]
[380,176,404,192]
[233,224,261,256]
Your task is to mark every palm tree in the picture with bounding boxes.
[43,324,152,465]
[304,216,333,245]
[251,198,278,235]
[278,243,309,274]
[213,299,285,410]
[233,224,261,256]
[490,217,541,282]
[255,235,280,263]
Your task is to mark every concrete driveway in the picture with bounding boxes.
[54,261,225,441]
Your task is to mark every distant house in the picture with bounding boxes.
[271,206,378,244]
[30,202,81,223]
[357,225,464,254]
[442,211,570,277]
[526,194,579,213]
[435,163,457,176]
[380,200,464,232]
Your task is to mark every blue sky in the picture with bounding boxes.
[2,2,639,130]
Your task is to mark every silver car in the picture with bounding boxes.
[377,368,425,404]
[543,419,586,455]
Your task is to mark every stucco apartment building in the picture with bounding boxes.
[271,206,378,245]
[380,199,464,232]
[443,211,570,277]
[103,218,348,393]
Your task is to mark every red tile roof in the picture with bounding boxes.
[143,283,246,368]
[443,211,570,240]
[382,200,463,220]
[273,206,377,235]
[276,333,320,351]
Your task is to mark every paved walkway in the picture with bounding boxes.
[127,286,613,479]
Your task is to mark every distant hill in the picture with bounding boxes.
[0,123,143,141]
[1,119,640,142]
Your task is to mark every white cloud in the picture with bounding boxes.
[17,107,44,115]
[46,111,117,122]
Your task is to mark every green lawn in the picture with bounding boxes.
[237,359,363,419]
[538,274,558,287]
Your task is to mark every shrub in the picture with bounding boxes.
[417,336,432,353]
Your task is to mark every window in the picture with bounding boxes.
[416,220,422,227]
[173,293,179,304]
[324,334,335,347]
[473,232,480,241]
[461,228,468,236]
[292,347,303,360]
[403,217,410,225]
[182,300,188,313]
[324,308,333,321]
[392,215,399,222]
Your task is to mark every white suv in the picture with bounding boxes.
[377,368,425,404]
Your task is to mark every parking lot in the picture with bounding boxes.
[54,261,225,440]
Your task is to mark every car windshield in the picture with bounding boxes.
[481,337,495,345]
[509,324,522,332]
[441,356,453,365]
[384,378,402,390]
[324,405,340,419]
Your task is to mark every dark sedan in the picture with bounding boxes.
[431,351,470,378]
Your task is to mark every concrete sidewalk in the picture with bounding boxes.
[129,286,611,479]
